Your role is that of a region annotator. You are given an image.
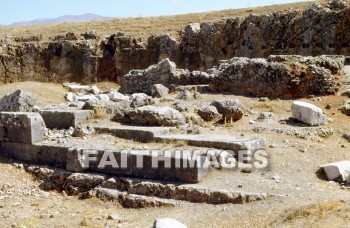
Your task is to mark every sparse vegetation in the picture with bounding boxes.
[0,1,322,40]
[285,200,343,221]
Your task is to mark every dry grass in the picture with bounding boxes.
[0,1,324,41]
[93,105,108,119]
[257,100,277,112]
[285,200,343,221]
[0,81,67,107]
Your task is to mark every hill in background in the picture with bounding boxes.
[1,13,111,27]
[0,0,325,40]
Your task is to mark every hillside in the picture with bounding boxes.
[2,13,110,27]
[0,0,324,40]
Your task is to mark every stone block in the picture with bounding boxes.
[40,109,93,129]
[0,112,45,144]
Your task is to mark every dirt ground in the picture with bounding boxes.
[0,79,350,227]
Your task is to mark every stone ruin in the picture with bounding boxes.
[1,1,350,85]
[1,50,349,208]
[1,2,350,225]
[0,87,270,208]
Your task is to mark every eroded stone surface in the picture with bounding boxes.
[0,90,37,112]
[0,112,45,144]
[292,101,327,126]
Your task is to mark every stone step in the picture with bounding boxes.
[99,177,267,204]
[94,125,173,143]
[40,109,93,129]
[154,134,266,153]
[66,148,210,183]
[1,142,210,183]
[95,187,177,208]
[65,84,90,93]
[0,142,68,165]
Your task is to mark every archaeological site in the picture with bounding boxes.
[1,0,350,227]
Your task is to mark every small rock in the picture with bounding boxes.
[299,148,307,153]
[174,103,195,112]
[343,133,350,142]
[151,84,169,98]
[291,101,327,126]
[0,90,37,112]
[76,94,98,102]
[175,90,192,100]
[88,85,100,95]
[325,104,332,109]
[107,214,119,220]
[338,100,350,116]
[321,161,350,182]
[97,94,110,102]
[153,218,187,228]
[107,90,129,102]
[259,97,270,102]
[65,92,75,102]
[121,106,186,127]
[257,112,276,122]
[197,106,219,121]
[249,120,256,124]
[40,214,50,219]
[72,126,95,137]
[269,144,278,148]
[193,92,202,100]
[130,93,155,108]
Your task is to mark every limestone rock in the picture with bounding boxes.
[120,59,191,94]
[193,92,202,100]
[321,161,350,182]
[151,84,169,98]
[121,106,186,127]
[96,94,110,102]
[83,100,131,116]
[153,218,187,228]
[197,106,219,121]
[184,112,204,126]
[67,85,90,93]
[1,3,350,87]
[175,90,192,100]
[343,132,350,142]
[107,90,129,102]
[292,101,327,126]
[339,85,350,97]
[76,95,98,102]
[210,99,241,114]
[338,100,350,116]
[174,103,196,112]
[257,112,276,122]
[0,90,37,112]
[210,56,341,98]
[65,173,106,194]
[130,93,155,108]
[72,126,96,137]
[87,85,100,95]
[210,99,243,122]
[81,30,98,40]
[107,214,119,220]
[222,106,244,123]
[65,92,75,102]
[0,112,46,144]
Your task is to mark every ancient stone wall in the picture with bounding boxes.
[0,1,349,84]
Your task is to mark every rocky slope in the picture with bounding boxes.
[0,0,349,85]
